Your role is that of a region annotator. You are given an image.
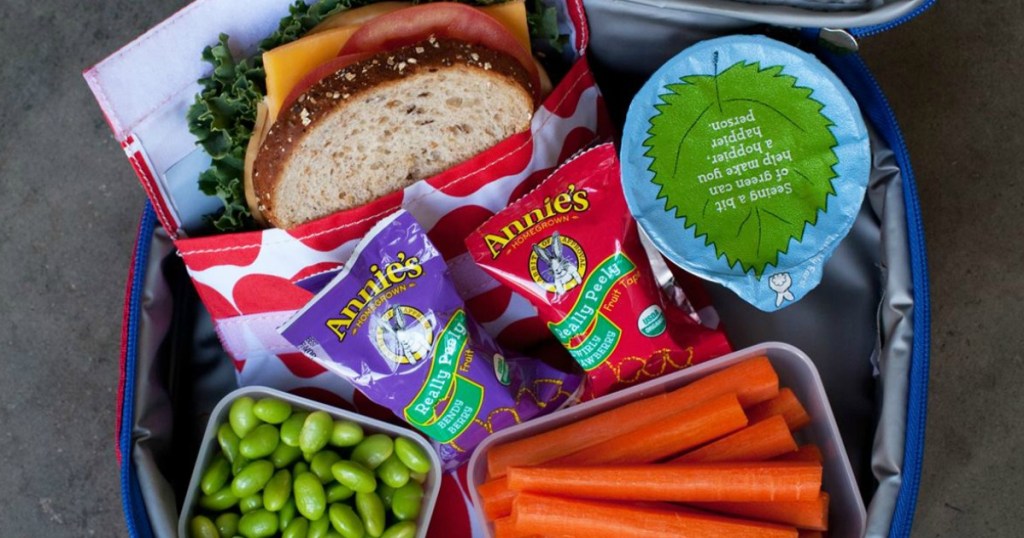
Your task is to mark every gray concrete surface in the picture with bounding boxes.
[0,0,1018,536]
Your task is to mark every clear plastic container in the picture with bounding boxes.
[178,386,441,538]
[468,341,867,538]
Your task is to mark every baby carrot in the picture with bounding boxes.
[487,357,779,477]
[672,414,797,463]
[511,493,798,538]
[507,462,823,503]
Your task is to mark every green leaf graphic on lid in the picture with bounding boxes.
[643,54,839,278]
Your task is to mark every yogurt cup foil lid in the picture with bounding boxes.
[620,35,870,312]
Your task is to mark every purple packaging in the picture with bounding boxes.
[279,210,581,469]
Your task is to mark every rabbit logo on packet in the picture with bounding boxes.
[467,143,732,399]
[278,210,581,469]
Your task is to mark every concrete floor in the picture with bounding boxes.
[0,0,1019,536]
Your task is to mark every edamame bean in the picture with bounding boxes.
[327,482,355,503]
[280,412,309,448]
[281,516,309,538]
[330,420,364,447]
[308,515,331,538]
[201,454,232,495]
[377,484,396,509]
[232,455,251,477]
[328,503,366,538]
[390,482,423,521]
[240,493,263,514]
[300,411,334,454]
[393,437,432,475]
[278,498,297,530]
[292,461,309,477]
[215,512,240,538]
[380,521,417,538]
[311,451,342,484]
[271,442,303,469]
[326,532,344,538]
[190,515,220,538]
[293,471,327,521]
[331,460,377,493]
[263,469,292,512]
[231,460,275,498]
[376,454,410,489]
[253,398,292,424]
[240,424,280,460]
[408,471,427,484]
[200,486,239,511]
[218,424,242,465]
[229,397,262,438]
[351,434,393,470]
[238,509,278,538]
[355,491,386,537]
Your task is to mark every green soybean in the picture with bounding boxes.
[351,434,394,470]
[282,516,309,538]
[292,461,310,477]
[200,486,239,511]
[380,521,417,538]
[331,460,377,493]
[280,412,309,448]
[201,454,232,495]
[300,411,334,454]
[393,437,432,475]
[376,454,410,489]
[294,471,327,521]
[278,498,297,530]
[329,503,366,538]
[408,471,427,484]
[263,469,292,512]
[253,398,292,424]
[238,509,278,538]
[377,484,396,509]
[215,512,240,538]
[229,397,262,438]
[190,515,220,538]
[391,482,423,521]
[330,420,365,447]
[327,482,355,503]
[232,455,251,477]
[311,451,343,484]
[355,491,386,537]
[271,442,303,469]
[326,532,344,538]
[217,424,243,465]
[240,424,280,460]
[308,515,331,538]
[231,460,275,498]
[240,493,263,514]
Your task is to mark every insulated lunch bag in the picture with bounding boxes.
[88,0,932,536]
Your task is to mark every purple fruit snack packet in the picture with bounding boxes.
[278,210,581,469]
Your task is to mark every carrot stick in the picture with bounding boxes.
[553,393,748,465]
[798,531,824,538]
[493,516,517,538]
[671,415,797,463]
[487,357,779,477]
[479,476,516,521]
[745,388,811,431]
[689,492,830,531]
[507,462,823,503]
[776,444,824,463]
[511,492,798,538]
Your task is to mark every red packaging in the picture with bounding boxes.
[467,143,731,398]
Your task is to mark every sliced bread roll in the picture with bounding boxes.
[252,38,536,229]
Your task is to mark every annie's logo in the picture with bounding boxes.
[326,252,423,342]
[483,184,589,259]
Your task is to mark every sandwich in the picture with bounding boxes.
[188,0,562,231]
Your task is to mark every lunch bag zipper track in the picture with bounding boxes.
[850,0,937,38]
[121,203,158,538]
[823,49,931,538]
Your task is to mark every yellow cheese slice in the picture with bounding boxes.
[263,0,532,120]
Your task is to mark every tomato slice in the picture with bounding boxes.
[339,2,540,102]
[306,1,412,35]
[279,51,378,114]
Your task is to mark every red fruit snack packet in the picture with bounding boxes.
[467,143,732,398]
